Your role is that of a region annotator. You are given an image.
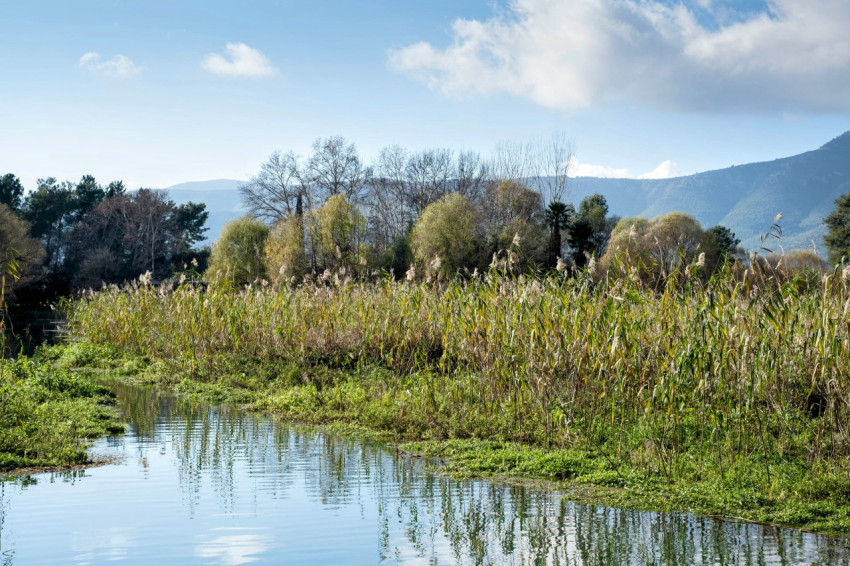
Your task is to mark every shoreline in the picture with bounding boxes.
[35,340,850,537]
[0,455,123,479]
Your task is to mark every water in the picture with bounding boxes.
[1,384,848,565]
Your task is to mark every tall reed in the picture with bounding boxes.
[68,263,850,482]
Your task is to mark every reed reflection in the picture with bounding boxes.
[110,383,850,566]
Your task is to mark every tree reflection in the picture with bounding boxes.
[109,383,850,565]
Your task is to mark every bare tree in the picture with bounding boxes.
[307,136,372,203]
[492,139,531,184]
[367,145,413,257]
[404,148,454,216]
[529,131,573,205]
[239,151,305,222]
[68,189,199,286]
[454,150,491,202]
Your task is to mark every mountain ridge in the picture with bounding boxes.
[564,131,850,252]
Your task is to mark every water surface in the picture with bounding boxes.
[1,383,848,565]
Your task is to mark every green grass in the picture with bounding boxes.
[0,349,124,472]
[62,266,850,534]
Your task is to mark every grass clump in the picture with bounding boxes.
[0,349,124,472]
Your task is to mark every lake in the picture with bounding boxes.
[1,382,848,565]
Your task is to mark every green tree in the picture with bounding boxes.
[174,201,210,248]
[411,193,481,278]
[71,174,107,223]
[645,212,703,276]
[824,190,850,264]
[205,217,269,286]
[0,174,24,212]
[22,178,75,274]
[384,232,413,278]
[544,201,574,268]
[699,225,740,275]
[22,175,120,282]
[570,193,616,267]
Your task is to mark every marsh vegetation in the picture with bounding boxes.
[66,255,850,533]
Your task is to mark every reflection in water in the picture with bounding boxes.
[195,528,273,565]
[0,382,848,565]
[71,527,133,563]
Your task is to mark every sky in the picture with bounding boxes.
[1,0,848,192]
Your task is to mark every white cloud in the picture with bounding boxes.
[79,52,140,78]
[388,0,850,113]
[639,160,680,179]
[567,157,629,178]
[201,43,277,77]
[567,157,680,179]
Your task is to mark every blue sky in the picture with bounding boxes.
[1,0,847,191]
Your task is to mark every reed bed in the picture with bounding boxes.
[68,265,850,487]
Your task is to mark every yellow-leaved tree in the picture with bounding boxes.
[264,214,308,285]
[310,194,367,274]
[205,216,269,286]
[411,193,481,279]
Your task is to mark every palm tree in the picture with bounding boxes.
[545,201,574,269]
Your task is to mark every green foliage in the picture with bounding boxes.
[544,201,574,268]
[21,177,75,275]
[411,193,481,277]
[824,189,850,264]
[206,216,270,286]
[384,232,413,278]
[700,225,740,275]
[175,201,210,247]
[0,173,25,211]
[66,263,850,532]
[0,353,123,471]
[570,193,616,267]
[8,174,206,295]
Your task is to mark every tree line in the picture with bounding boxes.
[5,133,847,301]
[210,135,744,286]
[0,173,209,303]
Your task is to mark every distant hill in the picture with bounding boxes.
[153,179,246,246]
[158,132,850,253]
[565,131,850,252]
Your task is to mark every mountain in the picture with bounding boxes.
[565,131,850,252]
[159,132,850,253]
[153,179,246,246]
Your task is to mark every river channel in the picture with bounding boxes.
[1,382,849,565]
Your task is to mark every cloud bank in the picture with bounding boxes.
[568,157,629,178]
[638,160,680,179]
[388,0,850,113]
[568,157,679,179]
[201,43,278,77]
[79,52,140,78]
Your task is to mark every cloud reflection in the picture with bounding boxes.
[72,527,134,564]
[195,528,272,565]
